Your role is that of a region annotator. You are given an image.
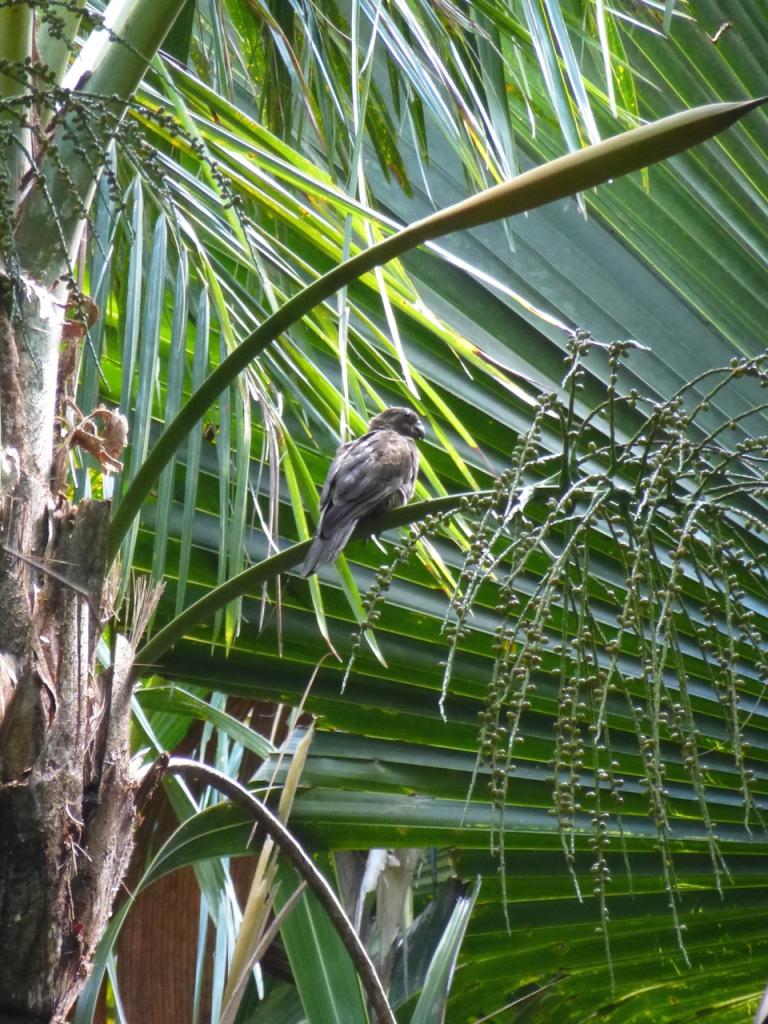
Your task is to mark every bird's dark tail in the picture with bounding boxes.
[299,524,356,576]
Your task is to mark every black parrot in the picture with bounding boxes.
[300,407,424,576]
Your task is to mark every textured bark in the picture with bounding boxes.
[0,280,137,1022]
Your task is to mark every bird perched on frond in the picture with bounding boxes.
[300,407,424,576]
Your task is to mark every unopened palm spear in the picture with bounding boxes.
[300,407,425,576]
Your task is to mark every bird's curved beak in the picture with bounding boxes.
[414,420,426,440]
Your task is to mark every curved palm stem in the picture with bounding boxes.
[164,757,396,1024]
[134,491,481,671]
[107,98,765,561]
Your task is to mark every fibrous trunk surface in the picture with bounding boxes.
[0,278,136,1022]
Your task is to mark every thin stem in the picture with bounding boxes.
[164,757,396,1024]
[134,491,481,671]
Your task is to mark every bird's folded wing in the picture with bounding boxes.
[319,431,417,536]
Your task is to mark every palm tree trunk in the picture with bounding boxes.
[0,277,137,1021]
[0,3,185,1014]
